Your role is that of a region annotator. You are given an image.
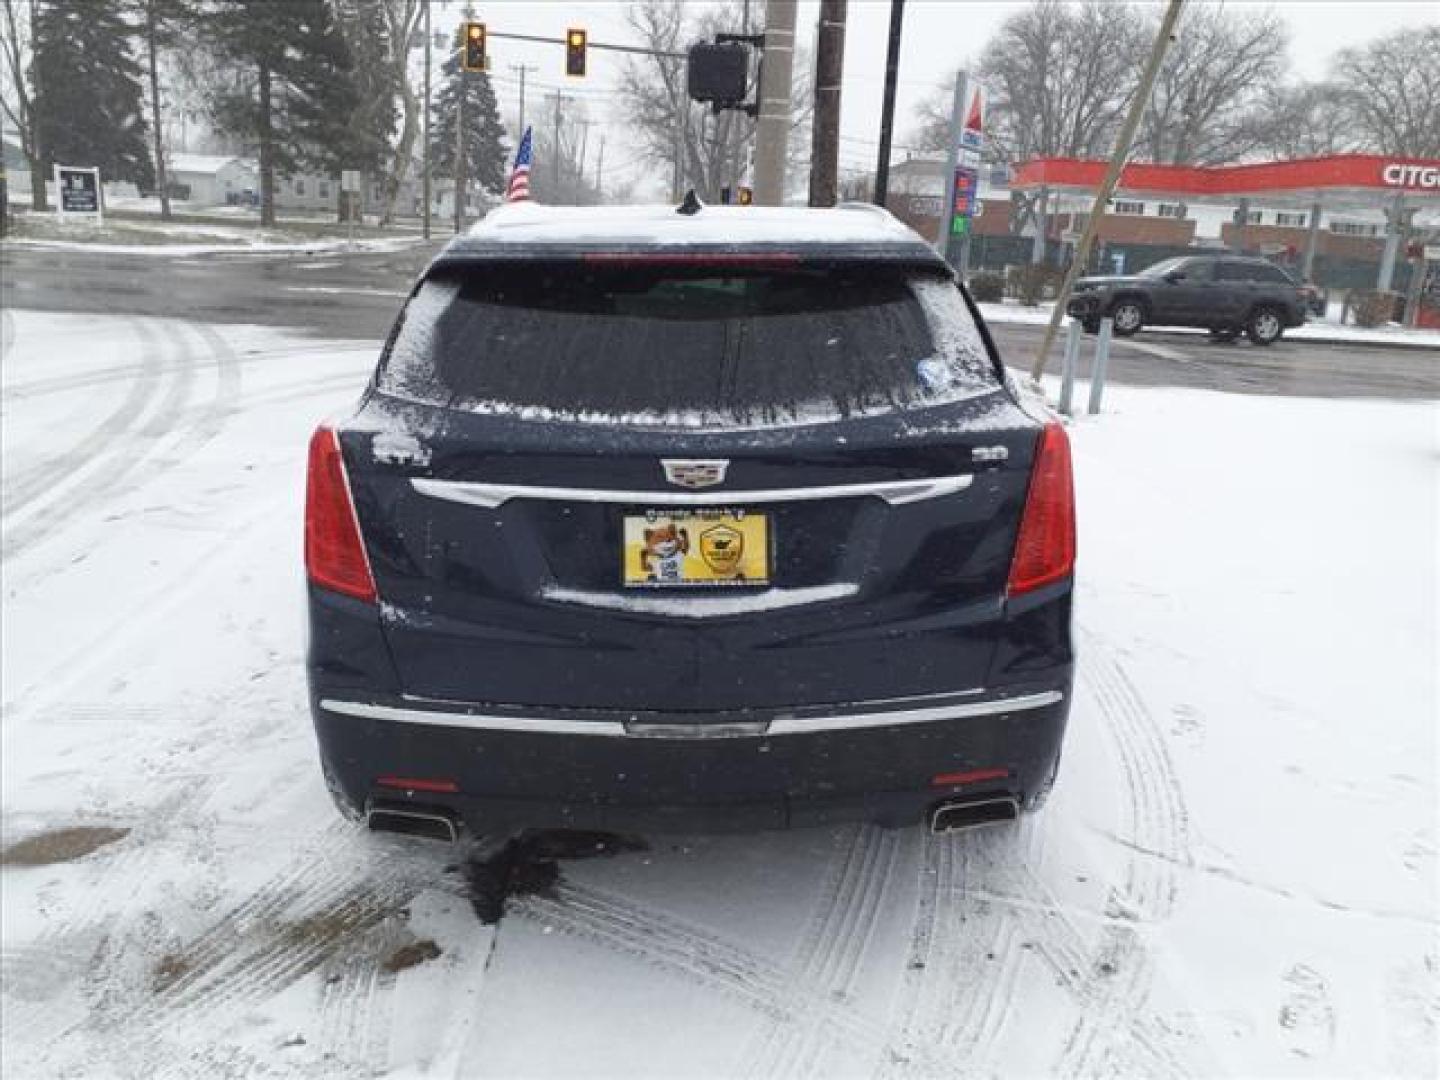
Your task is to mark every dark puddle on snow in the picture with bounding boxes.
[456,830,649,925]
[1,826,130,867]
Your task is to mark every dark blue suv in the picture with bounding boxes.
[304,204,1075,842]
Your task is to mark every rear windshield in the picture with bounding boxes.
[377,263,998,428]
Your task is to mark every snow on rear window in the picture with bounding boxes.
[378,264,996,428]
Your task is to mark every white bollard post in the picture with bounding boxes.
[1088,316,1113,415]
[1058,318,1081,416]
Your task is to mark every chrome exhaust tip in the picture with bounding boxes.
[366,802,460,843]
[929,796,1019,834]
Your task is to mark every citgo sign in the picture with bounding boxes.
[1382,162,1440,189]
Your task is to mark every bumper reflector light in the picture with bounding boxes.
[930,767,1011,788]
[376,776,459,794]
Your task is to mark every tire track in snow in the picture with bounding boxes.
[2,338,372,403]
[1047,630,1195,1078]
[877,825,1033,1079]
[59,825,438,1077]
[879,634,1198,1078]
[3,317,192,558]
[2,314,164,519]
[739,824,904,1079]
[511,879,927,1067]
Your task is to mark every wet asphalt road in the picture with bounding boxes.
[3,244,1436,400]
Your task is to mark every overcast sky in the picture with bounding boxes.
[436,0,1439,197]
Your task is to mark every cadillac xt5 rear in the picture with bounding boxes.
[304,203,1075,842]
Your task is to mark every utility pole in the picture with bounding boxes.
[872,0,905,208]
[422,1,431,239]
[510,63,537,137]
[453,86,466,234]
[1030,0,1187,381]
[579,120,591,194]
[595,136,605,198]
[753,0,797,205]
[808,0,846,207]
[551,92,566,196]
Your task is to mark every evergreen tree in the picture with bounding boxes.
[206,0,369,226]
[430,33,506,213]
[31,0,155,190]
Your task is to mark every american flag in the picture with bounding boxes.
[506,127,533,202]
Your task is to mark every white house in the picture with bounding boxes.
[167,154,258,206]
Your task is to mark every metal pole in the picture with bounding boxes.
[552,91,563,194]
[933,70,967,255]
[753,0,797,205]
[1029,0,1187,381]
[1088,317,1113,415]
[511,63,536,137]
[1058,318,1080,417]
[1403,250,1425,327]
[422,2,431,239]
[595,136,605,197]
[1232,197,1250,253]
[1301,199,1321,280]
[807,0,846,207]
[1377,191,1405,292]
[453,84,464,234]
[1031,186,1048,264]
[872,0,905,207]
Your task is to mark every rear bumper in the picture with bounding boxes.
[310,683,1071,835]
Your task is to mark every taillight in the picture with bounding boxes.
[305,425,377,603]
[1007,422,1076,597]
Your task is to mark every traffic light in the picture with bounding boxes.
[565,28,587,77]
[738,186,753,206]
[462,22,487,72]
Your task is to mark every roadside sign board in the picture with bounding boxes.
[1425,245,1440,262]
[341,170,362,193]
[54,165,102,220]
[950,165,979,236]
[959,85,984,153]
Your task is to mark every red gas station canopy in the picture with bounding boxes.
[1012,154,1440,205]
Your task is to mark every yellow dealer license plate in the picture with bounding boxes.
[623,509,770,588]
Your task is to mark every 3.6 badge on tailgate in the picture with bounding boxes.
[623,509,770,588]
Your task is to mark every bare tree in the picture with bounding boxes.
[910,1,1145,163]
[334,0,423,224]
[1253,80,1356,160]
[1134,4,1286,165]
[0,0,45,208]
[616,0,812,202]
[1330,26,1440,158]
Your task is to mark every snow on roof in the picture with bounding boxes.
[461,201,932,250]
[168,154,254,176]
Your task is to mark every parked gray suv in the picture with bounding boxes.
[1066,255,1309,345]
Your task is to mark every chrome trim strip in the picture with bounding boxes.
[766,691,1062,734]
[539,582,858,617]
[322,699,629,735]
[318,689,1062,738]
[410,473,973,509]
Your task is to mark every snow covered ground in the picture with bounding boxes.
[978,298,1440,349]
[1,306,1435,1078]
